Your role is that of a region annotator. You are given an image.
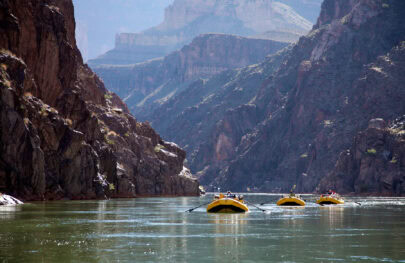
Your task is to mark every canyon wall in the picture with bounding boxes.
[147,0,405,195]
[93,34,288,119]
[0,0,200,201]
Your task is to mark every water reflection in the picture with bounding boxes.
[0,204,21,220]
[319,206,345,228]
[210,213,247,262]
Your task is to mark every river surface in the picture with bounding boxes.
[0,194,405,262]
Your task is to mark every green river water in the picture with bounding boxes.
[0,194,404,262]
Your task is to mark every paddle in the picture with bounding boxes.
[355,202,361,205]
[185,201,211,212]
[244,200,268,213]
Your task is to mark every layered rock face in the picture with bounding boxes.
[318,117,405,195]
[149,0,405,195]
[94,34,288,119]
[0,0,199,201]
[88,0,313,66]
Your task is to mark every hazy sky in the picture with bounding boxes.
[73,0,321,62]
[73,0,174,61]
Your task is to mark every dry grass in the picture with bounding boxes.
[49,107,58,114]
[0,48,16,57]
[2,79,11,88]
[65,118,73,127]
[112,108,123,114]
[39,106,48,117]
[23,92,33,98]
[107,130,118,137]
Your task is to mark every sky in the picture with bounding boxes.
[73,0,174,61]
[73,0,322,62]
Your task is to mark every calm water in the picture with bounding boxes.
[0,194,405,263]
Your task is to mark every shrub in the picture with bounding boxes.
[3,79,11,88]
[154,144,165,153]
[367,148,377,155]
[106,138,115,145]
[390,156,398,164]
[104,94,113,100]
[39,106,48,117]
[104,134,115,145]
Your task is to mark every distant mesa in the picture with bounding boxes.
[88,0,314,66]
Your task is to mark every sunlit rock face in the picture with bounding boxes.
[0,194,23,206]
[0,0,200,201]
[88,0,313,66]
[145,0,405,195]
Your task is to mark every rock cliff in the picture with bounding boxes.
[0,0,199,201]
[318,117,405,195]
[88,0,313,66]
[148,0,405,195]
[93,34,288,119]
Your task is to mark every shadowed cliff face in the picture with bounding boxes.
[318,117,405,195]
[0,0,199,201]
[93,34,288,120]
[148,0,405,194]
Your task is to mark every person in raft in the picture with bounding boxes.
[226,191,236,198]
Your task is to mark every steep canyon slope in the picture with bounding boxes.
[93,34,288,119]
[150,0,405,194]
[0,0,199,201]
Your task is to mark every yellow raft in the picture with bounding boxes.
[316,194,344,205]
[207,193,249,213]
[276,195,306,206]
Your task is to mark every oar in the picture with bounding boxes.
[245,200,268,213]
[185,201,211,212]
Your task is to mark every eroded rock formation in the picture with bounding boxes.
[318,117,405,195]
[0,0,199,201]
[93,34,288,119]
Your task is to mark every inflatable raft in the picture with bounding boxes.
[207,193,249,213]
[316,194,344,205]
[276,195,306,206]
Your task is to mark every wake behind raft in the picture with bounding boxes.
[206,192,249,213]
